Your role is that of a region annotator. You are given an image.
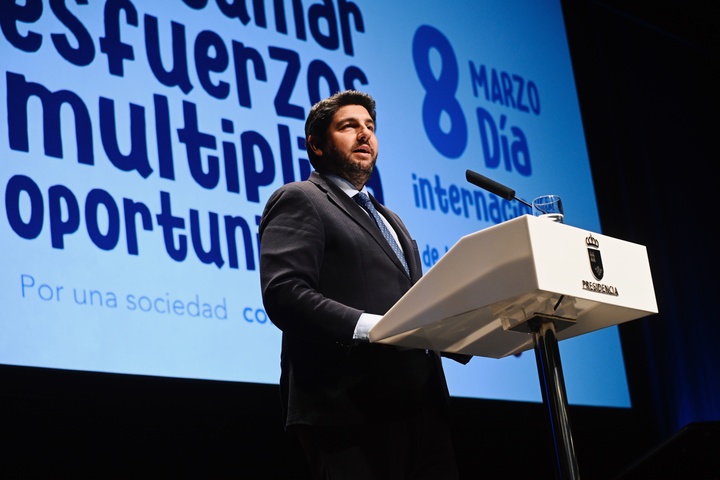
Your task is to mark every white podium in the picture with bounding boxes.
[369,215,658,479]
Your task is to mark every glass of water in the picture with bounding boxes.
[532,195,564,223]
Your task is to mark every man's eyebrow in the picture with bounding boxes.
[335,115,374,125]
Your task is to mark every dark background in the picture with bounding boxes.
[2,1,718,478]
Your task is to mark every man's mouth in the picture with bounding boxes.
[354,146,371,154]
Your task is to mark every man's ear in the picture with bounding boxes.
[307,135,323,157]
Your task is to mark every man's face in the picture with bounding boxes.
[310,104,378,189]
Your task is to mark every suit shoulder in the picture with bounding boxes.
[266,179,323,204]
[261,180,327,224]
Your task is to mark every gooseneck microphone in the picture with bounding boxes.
[465,170,533,208]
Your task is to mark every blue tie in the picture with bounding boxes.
[354,192,410,276]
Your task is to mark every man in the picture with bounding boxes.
[259,90,468,479]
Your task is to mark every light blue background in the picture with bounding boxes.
[0,0,629,407]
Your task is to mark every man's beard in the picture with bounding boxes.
[325,143,377,189]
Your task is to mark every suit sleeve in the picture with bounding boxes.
[258,186,362,343]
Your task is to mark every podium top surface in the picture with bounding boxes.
[369,215,658,358]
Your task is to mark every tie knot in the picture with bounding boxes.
[354,192,371,208]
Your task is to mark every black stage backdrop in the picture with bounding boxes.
[563,0,718,442]
[2,1,718,479]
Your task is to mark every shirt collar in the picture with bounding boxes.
[324,172,368,198]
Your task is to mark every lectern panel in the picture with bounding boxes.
[369,215,657,358]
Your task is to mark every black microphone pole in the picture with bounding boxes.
[465,170,533,209]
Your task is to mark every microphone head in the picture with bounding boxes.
[465,170,515,200]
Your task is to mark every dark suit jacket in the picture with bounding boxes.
[259,171,452,428]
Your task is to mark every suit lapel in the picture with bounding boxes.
[371,196,418,280]
[309,172,411,278]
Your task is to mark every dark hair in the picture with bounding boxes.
[304,90,377,169]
